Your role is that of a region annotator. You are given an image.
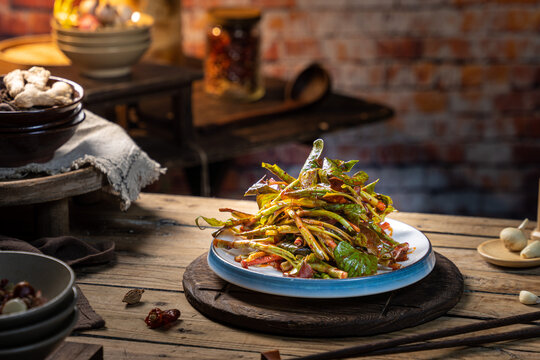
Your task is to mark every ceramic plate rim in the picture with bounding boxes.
[208,218,436,298]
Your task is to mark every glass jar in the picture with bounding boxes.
[204,7,264,102]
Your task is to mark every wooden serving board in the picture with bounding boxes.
[183,252,463,337]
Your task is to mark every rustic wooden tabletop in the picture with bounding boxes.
[63,193,540,359]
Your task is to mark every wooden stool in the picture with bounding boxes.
[0,167,105,237]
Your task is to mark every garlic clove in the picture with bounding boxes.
[501,218,529,252]
[1,298,28,314]
[519,290,540,305]
[520,240,540,259]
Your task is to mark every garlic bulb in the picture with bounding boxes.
[520,240,540,259]
[519,290,540,305]
[95,2,116,26]
[1,298,28,314]
[501,218,529,251]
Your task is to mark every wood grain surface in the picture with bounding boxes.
[62,193,540,359]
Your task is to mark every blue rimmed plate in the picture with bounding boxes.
[208,218,436,298]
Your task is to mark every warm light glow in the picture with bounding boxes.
[131,11,141,23]
[211,26,221,37]
[68,13,78,24]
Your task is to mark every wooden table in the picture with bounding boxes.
[62,193,540,359]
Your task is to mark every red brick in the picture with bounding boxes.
[253,0,296,8]
[11,0,53,10]
[461,10,483,32]
[461,65,484,88]
[413,62,435,87]
[266,14,285,31]
[494,92,539,112]
[262,41,280,61]
[511,143,540,164]
[448,38,471,59]
[512,115,540,138]
[495,9,540,32]
[485,65,509,85]
[414,92,448,113]
[510,65,539,90]
[27,12,52,33]
[424,38,471,60]
[376,38,423,59]
[7,12,28,35]
[284,39,319,57]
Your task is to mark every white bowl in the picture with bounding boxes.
[0,287,77,348]
[0,251,75,330]
[56,40,150,78]
[0,308,78,360]
[53,32,151,47]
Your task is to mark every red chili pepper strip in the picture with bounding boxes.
[145,308,181,329]
[380,221,393,236]
[241,254,283,268]
[377,201,387,212]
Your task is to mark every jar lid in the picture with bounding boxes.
[208,7,261,25]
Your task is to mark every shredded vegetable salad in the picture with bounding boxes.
[196,139,410,279]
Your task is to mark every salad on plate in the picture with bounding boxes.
[197,139,411,279]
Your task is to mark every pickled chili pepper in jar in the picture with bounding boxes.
[204,7,264,101]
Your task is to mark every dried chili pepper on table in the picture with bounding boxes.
[144,308,181,329]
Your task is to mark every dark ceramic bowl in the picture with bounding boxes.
[0,309,78,360]
[0,107,85,167]
[0,103,83,133]
[0,75,84,128]
[0,251,76,331]
[0,287,77,347]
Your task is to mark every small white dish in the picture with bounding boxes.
[208,218,436,298]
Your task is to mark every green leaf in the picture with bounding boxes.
[351,171,369,186]
[300,139,324,174]
[324,203,370,224]
[244,176,280,196]
[362,179,379,194]
[334,242,378,277]
[195,216,226,228]
[256,193,278,209]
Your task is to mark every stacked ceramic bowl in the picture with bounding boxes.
[0,251,78,360]
[51,14,153,78]
[0,75,84,168]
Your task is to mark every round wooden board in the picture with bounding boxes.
[0,167,104,207]
[183,252,463,337]
[0,34,70,72]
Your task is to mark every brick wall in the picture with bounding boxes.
[1,0,539,219]
[0,0,54,37]
[182,0,540,219]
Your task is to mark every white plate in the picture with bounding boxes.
[208,218,436,298]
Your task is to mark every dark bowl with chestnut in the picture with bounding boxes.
[0,251,77,360]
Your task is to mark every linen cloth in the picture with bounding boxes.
[0,110,166,210]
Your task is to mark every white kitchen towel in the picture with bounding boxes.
[0,110,166,210]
